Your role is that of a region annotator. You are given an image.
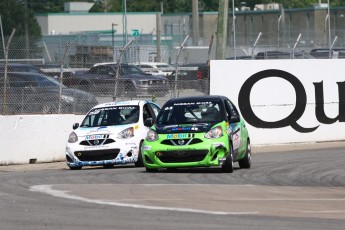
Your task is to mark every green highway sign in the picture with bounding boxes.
[131,29,140,37]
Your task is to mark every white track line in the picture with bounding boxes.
[30,185,259,216]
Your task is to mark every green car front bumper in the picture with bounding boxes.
[142,133,229,169]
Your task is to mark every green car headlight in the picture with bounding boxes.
[117,127,134,139]
[205,126,223,139]
[146,130,159,142]
[68,132,78,143]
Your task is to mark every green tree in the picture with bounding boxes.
[0,0,41,58]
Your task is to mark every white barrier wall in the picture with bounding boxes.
[2,59,345,165]
[0,115,84,165]
[210,59,345,145]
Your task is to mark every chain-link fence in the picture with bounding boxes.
[2,7,345,115]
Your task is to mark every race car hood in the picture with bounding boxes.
[75,124,135,137]
[155,123,216,134]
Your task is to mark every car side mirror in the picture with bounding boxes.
[73,123,79,130]
[229,115,240,123]
[144,118,154,127]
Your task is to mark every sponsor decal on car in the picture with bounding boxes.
[166,133,195,139]
[212,142,225,147]
[143,146,152,150]
[85,134,107,140]
[171,127,192,131]
[84,145,111,150]
[166,148,196,151]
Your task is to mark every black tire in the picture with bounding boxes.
[103,164,114,169]
[69,166,82,170]
[222,146,234,173]
[239,140,251,169]
[135,141,144,167]
[145,167,158,172]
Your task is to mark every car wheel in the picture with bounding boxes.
[145,167,158,172]
[103,164,114,169]
[221,146,234,173]
[69,166,82,170]
[239,139,251,169]
[135,141,144,167]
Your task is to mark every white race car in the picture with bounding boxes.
[65,100,161,170]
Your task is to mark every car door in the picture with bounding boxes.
[93,66,115,92]
[224,99,243,158]
[0,74,35,114]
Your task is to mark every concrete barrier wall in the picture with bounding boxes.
[2,59,345,165]
[210,59,345,145]
[0,115,84,165]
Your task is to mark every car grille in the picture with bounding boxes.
[74,149,120,161]
[79,138,115,146]
[160,138,203,146]
[148,80,164,85]
[155,150,208,163]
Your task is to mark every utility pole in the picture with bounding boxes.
[215,0,229,59]
[156,13,161,62]
[192,0,200,46]
[24,0,29,59]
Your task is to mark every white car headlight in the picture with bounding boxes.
[117,127,134,139]
[61,95,75,103]
[68,132,78,143]
[146,130,158,142]
[205,126,223,139]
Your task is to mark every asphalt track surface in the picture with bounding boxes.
[1,142,345,230]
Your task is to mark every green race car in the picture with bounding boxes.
[142,95,251,173]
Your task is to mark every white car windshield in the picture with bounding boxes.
[81,106,139,127]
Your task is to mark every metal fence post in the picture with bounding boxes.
[174,35,189,98]
[113,40,133,101]
[58,42,70,114]
[251,32,262,59]
[2,29,16,115]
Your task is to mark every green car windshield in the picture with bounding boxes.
[81,106,139,127]
[156,101,223,125]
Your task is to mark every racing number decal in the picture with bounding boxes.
[229,123,241,151]
[232,127,241,150]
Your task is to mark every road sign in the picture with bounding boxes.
[131,29,140,37]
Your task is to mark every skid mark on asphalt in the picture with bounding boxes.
[30,184,345,219]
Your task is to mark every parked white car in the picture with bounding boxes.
[65,100,161,170]
[131,62,174,77]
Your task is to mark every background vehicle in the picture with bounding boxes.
[309,48,345,59]
[167,63,209,94]
[0,63,75,81]
[142,95,251,173]
[255,51,314,59]
[66,100,161,170]
[62,63,170,97]
[0,72,98,114]
[131,62,174,77]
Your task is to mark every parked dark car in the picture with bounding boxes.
[62,63,170,97]
[0,72,98,114]
[255,51,314,59]
[0,63,73,79]
[0,63,45,74]
[167,63,210,94]
[309,48,345,59]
